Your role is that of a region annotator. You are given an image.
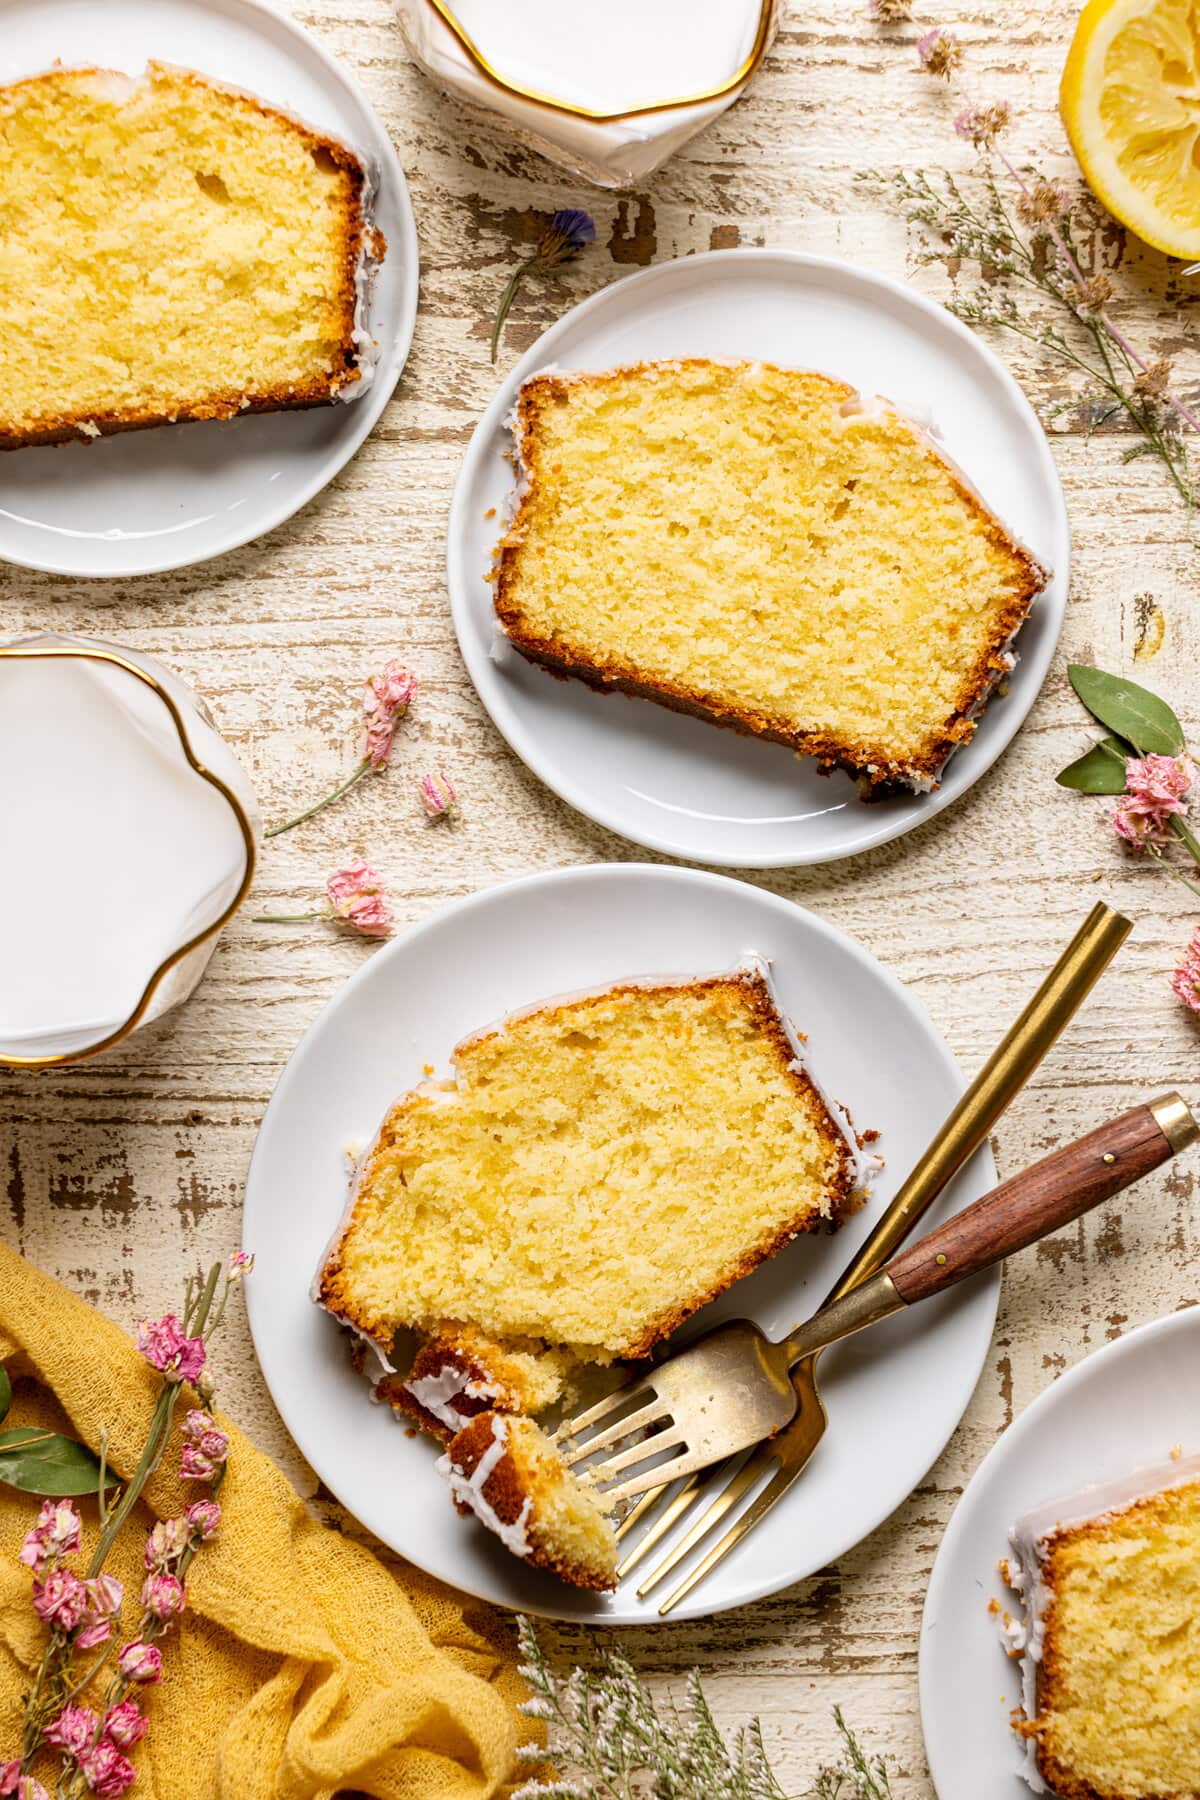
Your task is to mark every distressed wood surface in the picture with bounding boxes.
[3,1,1199,1791]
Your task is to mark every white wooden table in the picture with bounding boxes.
[3,2,1198,1789]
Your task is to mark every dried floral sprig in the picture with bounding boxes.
[869,0,912,20]
[867,20,1199,515]
[8,1256,248,1797]
[265,660,417,840]
[512,1618,893,1800]
[1172,928,1200,1015]
[875,163,1199,513]
[1057,665,1200,1008]
[491,209,596,364]
[254,860,394,938]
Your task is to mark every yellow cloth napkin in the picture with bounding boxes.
[0,1243,530,1799]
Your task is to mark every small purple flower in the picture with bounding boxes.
[538,208,596,266]
[44,1702,98,1759]
[118,1640,162,1684]
[103,1700,147,1752]
[140,1570,186,1621]
[136,1314,206,1385]
[953,102,1012,147]
[916,26,962,76]
[185,1498,221,1542]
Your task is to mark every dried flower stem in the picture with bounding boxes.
[264,760,370,839]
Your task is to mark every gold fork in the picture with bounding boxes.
[610,900,1134,1614]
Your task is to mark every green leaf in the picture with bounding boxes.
[0,1428,114,1498]
[1068,665,1185,757]
[1056,736,1133,793]
[0,1368,12,1428]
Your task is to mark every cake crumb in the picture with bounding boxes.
[484,506,496,519]
[987,1597,1001,1614]
[423,1062,435,1077]
[342,1136,364,1176]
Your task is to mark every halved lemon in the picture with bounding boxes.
[1061,0,1200,258]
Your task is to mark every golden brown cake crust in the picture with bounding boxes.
[315,970,861,1360]
[445,1412,616,1592]
[493,360,1049,796]
[0,62,382,451]
[1022,1480,1200,1800]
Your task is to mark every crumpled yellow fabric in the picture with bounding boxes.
[0,1243,532,1799]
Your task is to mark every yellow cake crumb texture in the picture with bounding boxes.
[318,970,857,1360]
[0,63,371,445]
[495,359,1049,790]
[1034,1479,1200,1800]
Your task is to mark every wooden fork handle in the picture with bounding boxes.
[885,1097,1196,1306]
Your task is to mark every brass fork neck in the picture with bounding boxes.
[782,1269,905,1367]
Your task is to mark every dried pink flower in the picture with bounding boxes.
[0,1767,20,1797]
[917,26,962,76]
[1016,180,1072,229]
[182,1410,229,1465]
[953,102,1011,147]
[136,1314,206,1385]
[1126,752,1194,809]
[0,1775,49,1800]
[75,1620,113,1651]
[870,0,912,18]
[139,1570,186,1621]
[20,1500,82,1572]
[117,1640,162,1685]
[185,1498,221,1542]
[227,1250,254,1279]
[44,1702,98,1759]
[1112,794,1173,847]
[144,1518,189,1571]
[1134,357,1173,401]
[32,1567,87,1631]
[363,661,418,770]
[420,771,459,822]
[76,1739,137,1798]
[84,1575,123,1619]
[102,1701,147,1752]
[1172,929,1200,1014]
[326,862,394,938]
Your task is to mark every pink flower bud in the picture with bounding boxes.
[326,861,393,937]
[76,1739,137,1798]
[84,1575,123,1619]
[419,770,459,822]
[103,1700,147,1751]
[75,1619,112,1651]
[185,1499,221,1542]
[136,1314,206,1385]
[32,1567,87,1630]
[227,1250,254,1280]
[118,1640,162,1684]
[140,1570,185,1621]
[144,1518,189,1571]
[44,1702,97,1758]
[363,660,418,769]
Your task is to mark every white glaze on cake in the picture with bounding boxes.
[435,1414,533,1558]
[1003,1452,1200,1793]
[403,1362,502,1432]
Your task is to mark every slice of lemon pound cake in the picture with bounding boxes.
[494,360,1050,795]
[316,967,865,1362]
[0,64,382,449]
[1005,1456,1200,1799]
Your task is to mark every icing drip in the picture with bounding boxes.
[436,1415,533,1558]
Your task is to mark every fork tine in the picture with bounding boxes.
[559,1396,669,1467]
[590,1425,685,1487]
[558,1379,652,1444]
[616,1477,699,1571]
[635,1448,776,1598]
[614,1482,672,1545]
[658,1458,796,1616]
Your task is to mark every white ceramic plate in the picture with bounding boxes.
[243,863,1000,1622]
[920,1308,1200,1797]
[0,0,419,578]
[447,250,1070,868]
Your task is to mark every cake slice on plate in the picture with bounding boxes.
[1004,1454,1200,1797]
[316,965,866,1362]
[0,63,383,449]
[493,358,1049,796]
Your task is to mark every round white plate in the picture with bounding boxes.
[920,1307,1200,1798]
[448,250,1069,868]
[243,863,999,1622]
[0,0,419,578]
